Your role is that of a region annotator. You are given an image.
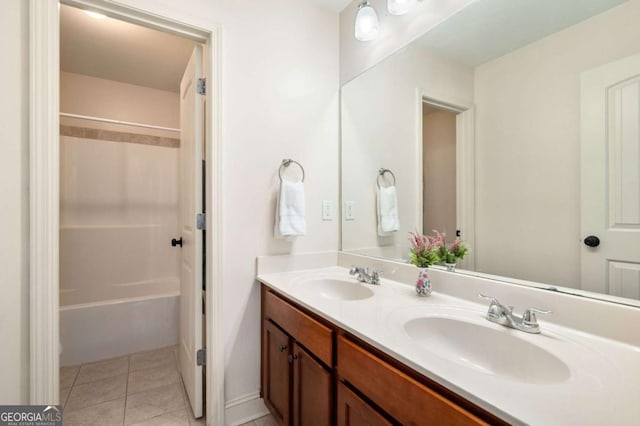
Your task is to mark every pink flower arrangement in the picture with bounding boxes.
[408,230,468,267]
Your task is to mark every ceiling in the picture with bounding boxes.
[308,0,353,12]
[60,4,196,93]
[416,0,629,67]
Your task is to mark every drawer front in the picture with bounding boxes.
[264,290,333,366]
[337,336,487,426]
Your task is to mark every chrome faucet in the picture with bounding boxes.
[349,266,381,285]
[478,294,551,334]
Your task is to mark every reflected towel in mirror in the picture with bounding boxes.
[275,179,306,239]
[377,185,399,235]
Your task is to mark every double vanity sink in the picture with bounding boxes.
[295,276,571,385]
[258,263,640,425]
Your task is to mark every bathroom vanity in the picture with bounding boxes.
[260,284,504,425]
[257,253,640,426]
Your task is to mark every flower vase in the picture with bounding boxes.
[415,269,432,297]
[444,262,456,272]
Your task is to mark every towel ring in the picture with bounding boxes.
[377,168,396,188]
[279,159,305,183]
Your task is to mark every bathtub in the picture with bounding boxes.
[59,224,181,366]
[60,281,179,366]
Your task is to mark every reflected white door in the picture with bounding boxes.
[456,107,475,271]
[581,53,640,300]
[179,45,204,417]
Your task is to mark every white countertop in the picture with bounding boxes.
[257,266,640,426]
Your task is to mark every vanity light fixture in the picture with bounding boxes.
[354,1,380,42]
[387,0,417,15]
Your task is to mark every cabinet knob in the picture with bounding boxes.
[288,354,298,363]
[278,345,287,352]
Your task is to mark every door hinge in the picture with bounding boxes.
[197,78,206,95]
[197,348,206,366]
[196,213,206,230]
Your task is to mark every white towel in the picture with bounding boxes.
[377,185,400,235]
[275,179,306,239]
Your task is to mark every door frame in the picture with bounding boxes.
[28,1,224,424]
[416,88,476,270]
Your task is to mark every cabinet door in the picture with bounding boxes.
[337,381,393,426]
[263,320,291,425]
[292,343,331,426]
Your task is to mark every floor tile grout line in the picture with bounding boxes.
[122,354,130,426]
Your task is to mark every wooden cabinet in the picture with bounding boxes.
[262,288,333,426]
[263,320,291,425]
[337,381,393,426]
[261,285,507,426]
[292,343,332,426]
[337,335,487,426]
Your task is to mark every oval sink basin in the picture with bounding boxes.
[404,317,571,384]
[296,278,374,301]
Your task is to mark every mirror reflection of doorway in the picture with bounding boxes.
[422,102,458,239]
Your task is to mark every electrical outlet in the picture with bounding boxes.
[322,200,333,221]
[345,201,355,220]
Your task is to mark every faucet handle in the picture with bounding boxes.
[370,269,382,282]
[349,266,360,275]
[478,293,501,307]
[522,307,552,326]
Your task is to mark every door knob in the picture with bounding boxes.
[288,354,298,363]
[278,345,287,352]
[583,235,600,247]
[171,237,183,247]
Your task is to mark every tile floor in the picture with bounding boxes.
[60,345,276,426]
[60,346,202,426]
[238,414,277,426]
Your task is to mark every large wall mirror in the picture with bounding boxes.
[341,0,640,306]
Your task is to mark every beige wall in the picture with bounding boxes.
[0,0,29,404]
[339,0,475,83]
[61,72,180,128]
[342,42,473,259]
[474,0,640,288]
[422,107,456,237]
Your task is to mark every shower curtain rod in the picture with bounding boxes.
[60,112,180,133]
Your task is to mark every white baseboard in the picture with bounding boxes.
[225,392,270,426]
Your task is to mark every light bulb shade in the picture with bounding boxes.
[354,2,379,41]
[387,0,417,15]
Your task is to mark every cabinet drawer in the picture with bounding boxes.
[337,336,487,426]
[264,290,333,366]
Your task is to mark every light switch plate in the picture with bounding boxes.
[345,201,355,221]
[322,200,333,221]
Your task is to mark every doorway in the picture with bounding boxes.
[29,1,222,424]
[58,4,206,422]
[422,103,458,237]
[419,96,475,271]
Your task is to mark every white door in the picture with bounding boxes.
[179,45,204,417]
[581,53,640,300]
[456,107,475,271]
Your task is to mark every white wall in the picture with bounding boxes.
[474,0,640,288]
[342,42,472,258]
[2,0,339,409]
[0,0,29,404]
[339,0,475,84]
[109,0,341,407]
